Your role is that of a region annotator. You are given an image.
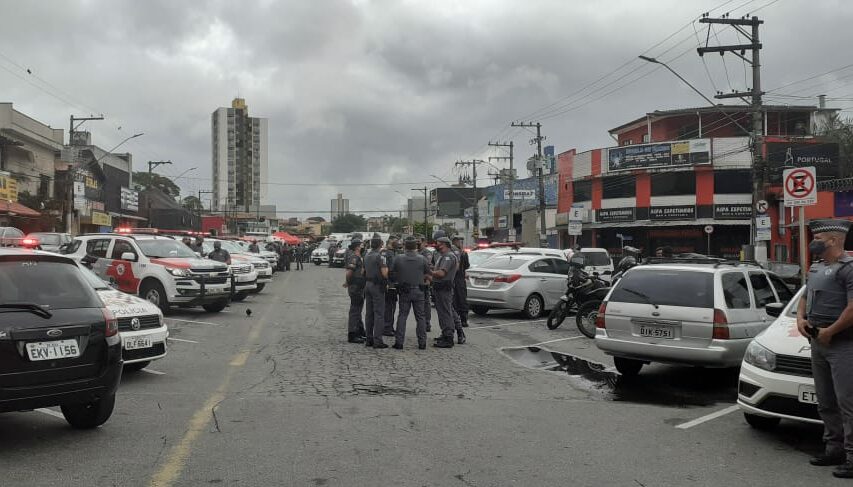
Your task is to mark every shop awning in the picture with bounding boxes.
[0,201,40,218]
[273,231,301,245]
[585,219,750,229]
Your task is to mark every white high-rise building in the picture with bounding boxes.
[211,98,268,213]
[331,193,349,221]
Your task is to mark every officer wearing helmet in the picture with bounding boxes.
[431,231,459,348]
[343,237,366,343]
[363,233,390,349]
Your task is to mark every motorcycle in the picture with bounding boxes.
[547,260,609,337]
[573,248,642,338]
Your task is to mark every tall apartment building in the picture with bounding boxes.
[211,98,268,213]
[330,193,349,221]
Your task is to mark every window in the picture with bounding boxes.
[768,274,794,303]
[579,251,612,267]
[478,256,529,270]
[714,170,752,194]
[651,171,696,196]
[86,239,111,258]
[600,174,635,198]
[63,239,82,255]
[551,259,570,275]
[642,133,650,143]
[573,180,592,202]
[610,270,714,308]
[0,259,102,309]
[110,239,137,260]
[528,259,555,274]
[749,272,776,308]
[722,272,751,309]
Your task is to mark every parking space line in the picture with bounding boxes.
[467,319,546,330]
[34,408,64,420]
[527,336,585,346]
[675,405,740,429]
[167,337,198,344]
[140,368,166,376]
[165,318,222,326]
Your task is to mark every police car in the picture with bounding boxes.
[63,231,232,313]
[78,264,168,372]
[201,239,271,293]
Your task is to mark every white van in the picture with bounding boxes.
[577,248,614,280]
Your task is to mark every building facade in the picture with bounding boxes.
[211,98,269,213]
[331,193,349,221]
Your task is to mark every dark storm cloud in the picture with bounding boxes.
[0,0,850,215]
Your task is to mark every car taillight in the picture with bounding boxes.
[494,274,522,283]
[595,302,607,328]
[102,308,118,337]
[712,308,730,339]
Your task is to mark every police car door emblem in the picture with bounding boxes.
[130,317,141,330]
[116,263,126,276]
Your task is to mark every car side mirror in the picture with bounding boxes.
[121,252,138,262]
[765,302,785,318]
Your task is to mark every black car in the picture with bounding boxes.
[0,249,122,429]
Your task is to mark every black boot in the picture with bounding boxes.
[418,342,426,350]
[457,329,466,344]
[433,336,454,348]
[373,342,389,349]
[834,461,853,478]
[392,342,404,350]
[365,338,374,347]
[812,451,846,466]
[348,333,365,344]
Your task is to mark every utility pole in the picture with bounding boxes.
[69,115,104,145]
[454,160,486,239]
[66,115,104,234]
[148,160,172,174]
[698,14,764,261]
[511,122,547,247]
[489,141,515,241]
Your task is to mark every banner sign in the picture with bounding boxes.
[91,211,112,227]
[649,205,696,221]
[607,138,710,172]
[0,173,18,201]
[767,142,838,182]
[713,204,752,220]
[597,207,636,223]
[503,189,536,200]
[120,187,139,212]
[568,221,583,236]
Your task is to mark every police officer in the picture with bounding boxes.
[391,236,431,350]
[364,233,390,349]
[208,240,230,264]
[417,235,434,332]
[431,232,459,348]
[382,235,401,337]
[344,238,366,344]
[451,235,470,329]
[248,239,260,253]
[797,219,853,478]
[190,235,204,254]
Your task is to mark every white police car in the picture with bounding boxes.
[79,265,168,372]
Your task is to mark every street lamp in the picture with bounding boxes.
[172,167,197,182]
[95,133,144,164]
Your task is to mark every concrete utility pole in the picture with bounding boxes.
[454,160,486,239]
[148,160,172,174]
[511,122,547,247]
[489,141,515,241]
[698,14,764,261]
[69,115,104,145]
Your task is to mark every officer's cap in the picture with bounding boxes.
[351,232,364,240]
[432,230,446,240]
[809,219,852,235]
[349,239,362,249]
[403,236,417,244]
[436,236,451,245]
[451,235,463,242]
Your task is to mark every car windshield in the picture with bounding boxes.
[136,239,197,258]
[610,269,714,308]
[579,251,611,267]
[0,258,102,309]
[476,256,530,270]
[30,233,62,245]
[468,251,498,267]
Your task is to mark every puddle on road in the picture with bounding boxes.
[501,346,738,408]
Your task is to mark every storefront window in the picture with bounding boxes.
[714,170,752,194]
[601,175,635,198]
[651,172,695,196]
[573,180,592,201]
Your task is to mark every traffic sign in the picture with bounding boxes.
[756,199,769,214]
[704,225,714,234]
[569,206,584,222]
[783,166,817,207]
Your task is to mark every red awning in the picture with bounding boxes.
[0,201,40,218]
[273,231,300,245]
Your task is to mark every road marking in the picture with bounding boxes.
[34,408,64,420]
[140,368,166,376]
[165,318,221,326]
[675,405,740,430]
[467,319,546,330]
[229,350,250,367]
[167,337,198,344]
[528,336,585,346]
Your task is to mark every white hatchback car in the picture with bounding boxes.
[737,287,820,429]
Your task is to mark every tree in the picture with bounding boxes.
[816,113,853,178]
[330,213,367,233]
[133,171,181,197]
[182,195,203,212]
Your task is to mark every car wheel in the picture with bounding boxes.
[314,261,321,266]
[123,361,151,372]
[471,305,490,316]
[744,413,781,430]
[232,292,248,302]
[61,393,116,429]
[202,300,228,313]
[614,357,644,377]
[140,281,169,314]
[523,294,544,319]
[254,283,265,293]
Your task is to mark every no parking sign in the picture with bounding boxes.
[783,166,817,207]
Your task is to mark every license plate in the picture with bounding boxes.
[26,339,80,361]
[798,384,818,404]
[639,325,674,339]
[207,287,224,294]
[474,278,490,286]
[124,336,153,350]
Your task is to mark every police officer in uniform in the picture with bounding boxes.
[417,235,434,332]
[451,235,470,329]
[208,240,230,264]
[364,233,390,349]
[382,235,401,337]
[797,219,853,478]
[431,233,459,348]
[344,238,366,344]
[392,236,431,350]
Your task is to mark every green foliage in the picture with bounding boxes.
[182,195,203,211]
[132,171,181,197]
[330,213,367,233]
[816,113,853,177]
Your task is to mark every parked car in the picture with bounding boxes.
[201,239,272,292]
[63,233,232,313]
[737,287,820,429]
[78,265,169,372]
[331,239,351,268]
[466,253,570,318]
[311,240,332,265]
[594,260,795,376]
[0,226,24,247]
[233,239,279,269]
[0,248,122,429]
[21,232,73,252]
[576,248,614,281]
[469,246,566,269]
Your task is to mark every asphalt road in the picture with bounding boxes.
[0,265,840,486]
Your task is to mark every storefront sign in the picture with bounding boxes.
[767,142,838,182]
[568,221,582,236]
[713,204,752,220]
[0,173,18,201]
[756,216,772,241]
[73,182,86,210]
[121,187,139,212]
[503,189,536,200]
[498,215,508,228]
[607,138,710,172]
[597,207,636,223]
[91,211,112,227]
[649,205,696,221]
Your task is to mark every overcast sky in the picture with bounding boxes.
[1,0,850,218]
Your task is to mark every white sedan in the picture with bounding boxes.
[738,287,819,429]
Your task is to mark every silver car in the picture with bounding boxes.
[466,254,570,319]
[468,247,567,269]
[594,262,794,376]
